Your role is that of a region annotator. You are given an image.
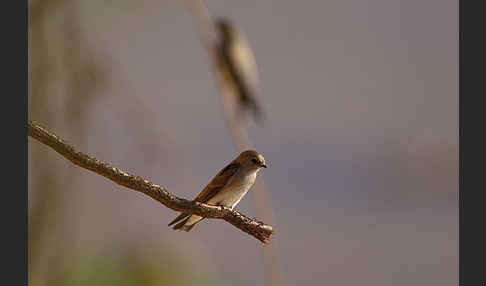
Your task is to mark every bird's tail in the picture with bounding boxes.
[168,213,204,232]
[238,89,265,123]
[246,96,265,123]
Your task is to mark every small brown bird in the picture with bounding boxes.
[168,150,267,232]
[215,18,264,122]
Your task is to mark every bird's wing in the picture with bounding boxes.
[193,162,241,203]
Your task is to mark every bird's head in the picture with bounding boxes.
[215,18,233,38]
[236,150,267,171]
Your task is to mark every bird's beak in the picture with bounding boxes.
[261,164,267,168]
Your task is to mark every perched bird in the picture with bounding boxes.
[215,18,265,122]
[168,150,267,232]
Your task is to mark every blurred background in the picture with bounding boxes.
[28,0,457,285]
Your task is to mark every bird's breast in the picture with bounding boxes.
[229,171,256,189]
[208,171,256,207]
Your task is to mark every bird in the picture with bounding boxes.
[168,150,267,232]
[215,18,265,122]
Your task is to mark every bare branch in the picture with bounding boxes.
[27,120,273,243]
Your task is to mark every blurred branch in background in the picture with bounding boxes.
[28,0,109,285]
[185,1,284,286]
[28,1,166,285]
[28,120,274,243]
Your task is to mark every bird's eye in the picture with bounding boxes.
[251,158,259,164]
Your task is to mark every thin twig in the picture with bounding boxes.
[27,120,273,243]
